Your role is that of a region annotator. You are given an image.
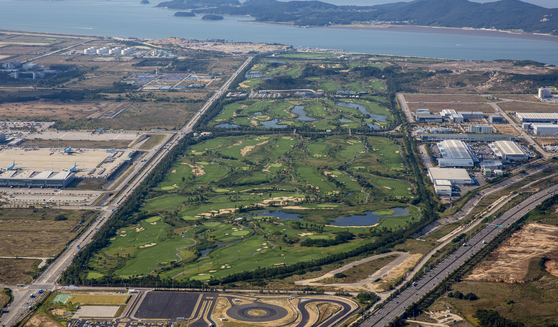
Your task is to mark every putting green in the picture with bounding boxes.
[231,230,251,236]
[145,216,162,223]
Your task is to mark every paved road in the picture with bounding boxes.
[0,56,254,327]
[416,161,553,238]
[488,102,547,158]
[360,184,558,327]
[396,93,415,123]
[295,252,410,296]
[296,298,354,327]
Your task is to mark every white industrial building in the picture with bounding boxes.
[538,87,552,99]
[2,61,21,69]
[83,47,98,55]
[532,123,558,135]
[428,167,472,185]
[490,141,528,161]
[441,109,457,117]
[121,47,135,55]
[97,47,110,55]
[436,140,474,168]
[434,180,452,197]
[415,109,443,122]
[480,159,503,170]
[468,124,493,134]
[109,47,122,55]
[516,113,558,123]
[449,114,464,123]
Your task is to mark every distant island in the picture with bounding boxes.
[174,11,195,17]
[157,0,238,9]
[202,14,224,21]
[153,0,558,35]
[140,0,149,3]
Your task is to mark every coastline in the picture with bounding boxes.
[236,20,558,43]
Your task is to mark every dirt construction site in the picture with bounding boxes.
[466,223,558,283]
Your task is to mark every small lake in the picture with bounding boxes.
[332,207,409,226]
[215,123,240,128]
[247,207,410,226]
[337,102,387,122]
[367,123,380,130]
[261,119,288,128]
[292,105,318,121]
[200,239,242,257]
[339,118,352,122]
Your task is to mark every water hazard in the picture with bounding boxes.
[248,207,410,226]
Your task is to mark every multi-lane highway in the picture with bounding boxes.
[361,184,558,327]
[0,56,253,327]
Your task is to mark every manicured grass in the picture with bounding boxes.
[368,79,385,92]
[139,134,165,150]
[319,81,342,92]
[71,294,130,305]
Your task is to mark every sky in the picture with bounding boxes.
[299,0,557,8]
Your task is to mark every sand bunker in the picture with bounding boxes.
[139,243,156,248]
[183,162,205,176]
[240,140,268,156]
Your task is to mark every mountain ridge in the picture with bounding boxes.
[159,0,558,34]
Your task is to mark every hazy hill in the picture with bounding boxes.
[159,0,558,34]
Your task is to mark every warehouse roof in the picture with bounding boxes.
[516,113,558,120]
[438,140,471,159]
[493,141,525,156]
[428,167,471,181]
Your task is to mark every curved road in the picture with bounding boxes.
[296,298,356,327]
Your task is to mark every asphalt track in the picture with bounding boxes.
[361,185,558,326]
[226,302,289,322]
[296,299,355,327]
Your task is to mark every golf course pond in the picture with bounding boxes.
[248,207,410,226]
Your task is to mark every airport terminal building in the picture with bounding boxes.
[0,170,74,188]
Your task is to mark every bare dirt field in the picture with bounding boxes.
[466,223,558,283]
[493,124,519,135]
[24,313,61,327]
[497,101,558,113]
[534,138,558,146]
[0,209,94,257]
[0,101,131,120]
[0,258,38,284]
[407,102,493,113]
[55,101,198,131]
[404,94,487,103]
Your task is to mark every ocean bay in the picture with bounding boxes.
[2,0,558,64]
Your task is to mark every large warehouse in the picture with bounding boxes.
[0,170,74,188]
[428,167,472,185]
[532,123,558,135]
[490,141,528,161]
[516,113,558,123]
[436,140,474,168]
